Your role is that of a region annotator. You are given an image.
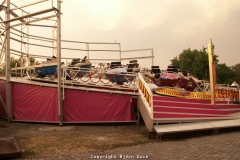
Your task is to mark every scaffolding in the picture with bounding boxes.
[0,0,63,123]
[0,0,154,124]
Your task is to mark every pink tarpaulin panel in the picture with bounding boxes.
[0,80,7,119]
[12,83,59,122]
[63,89,132,122]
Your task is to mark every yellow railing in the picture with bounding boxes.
[138,80,152,107]
[215,88,240,100]
[138,73,153,108]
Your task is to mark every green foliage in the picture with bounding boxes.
[170,47,219,80]
[0,56,37,77]
[29,57,36,65]
[216,63,236,84]
[231,63,240,84]
[10,57,23,77]
[171,47,240,85]
[10,57,21,68]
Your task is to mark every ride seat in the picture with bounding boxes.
[167,65,178,73]
[127,60,139,72]
[110,62,122,69]
[151,66,161,74]
[181,70,188,76]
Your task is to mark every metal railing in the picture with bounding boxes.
[64,67,138,87]
[215,86,240,102]
[138,72,153,118]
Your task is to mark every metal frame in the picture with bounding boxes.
[0,0,61,123]
[56,0,62,125]
[0,0,154,124]
[6,0,12,120]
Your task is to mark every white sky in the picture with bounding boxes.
[5,0,240,69]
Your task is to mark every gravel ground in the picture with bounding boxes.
[0,119,154,159]
[2,119,240,159]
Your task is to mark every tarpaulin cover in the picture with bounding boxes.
[0,80,7,119]
[63,89,132,122]
[12,83,59,122]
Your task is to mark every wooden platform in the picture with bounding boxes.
[154,119,240,141]
[0,77,138,96]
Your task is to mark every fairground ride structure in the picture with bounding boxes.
[0,0,154,124]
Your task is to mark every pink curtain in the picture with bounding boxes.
[12,83,59,122]
[63,89,132,122]
[0,80,7,119]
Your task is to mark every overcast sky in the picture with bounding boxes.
[61,0,240,69]
[8,0,240,69]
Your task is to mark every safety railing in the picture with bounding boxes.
[215,86,240,102]
[64,66,138,87]
[138,72,153,118]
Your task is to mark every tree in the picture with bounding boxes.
[216,63,236,84]
[0,56,37,76]
[29,57,36,65]
[170,47,219,80]
[231,63,240,84]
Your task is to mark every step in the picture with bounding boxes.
[153,112,229,119]
[153,106,240,115]
[154,119,240,141]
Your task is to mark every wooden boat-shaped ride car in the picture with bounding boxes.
[34,56,59,78]
[177,70,202,92]
[66,56,92,80]
[149,65,180,87]
[104,62,128,85]
[126,60,140,73]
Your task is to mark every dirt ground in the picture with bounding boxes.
[0,119,155,159]
[2,119,240,159]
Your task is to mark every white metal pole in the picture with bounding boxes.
[20,11,23,77]
[6,0,12,120]
[119,43,121,63]
[52,26,54,56]
[87,43,89,59]
[151,48,154,66]
[57,0,63,125]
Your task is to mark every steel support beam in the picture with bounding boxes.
[9,10,26,23]
[57,0,63,125]
[6,0,12,120]
[1,8,56,23]
[10,14,57,28]
[11,0,49,11]
[151,48,154,66]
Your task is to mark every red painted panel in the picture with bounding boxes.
[153,100,240,109]
[63,89,132,122]
[153,106,240,115]
[153,113,227,119]
[12,83,59,122]
[153,95,232,104]
[153,101,212,109]
[0,80,7,119]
